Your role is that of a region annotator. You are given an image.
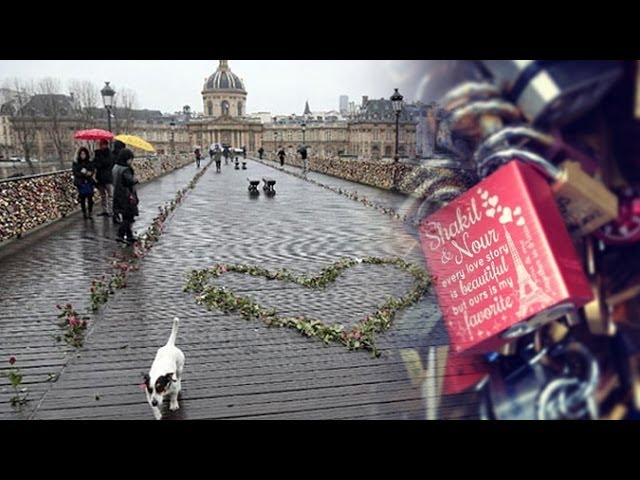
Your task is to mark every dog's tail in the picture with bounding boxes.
[167,317,180,347]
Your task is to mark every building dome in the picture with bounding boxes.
[203,60,246,93]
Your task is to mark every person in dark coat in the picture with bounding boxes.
[223,146,230,165]
[110,140,126,223]
[277,146,286,167]
[112,148,139,244]
[72,146,96,219]
[258,147,264,159]
[213,147,222,173]
[194,148,202,168]
[93,139,113,216]
[242,146,246,159]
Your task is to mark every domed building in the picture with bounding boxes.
[188,60,262,153]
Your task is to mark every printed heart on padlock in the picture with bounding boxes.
[184,257,431,357]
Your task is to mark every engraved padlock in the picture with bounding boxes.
[480,60,624,128]
[479,149,618,237]
[418,160,593,354]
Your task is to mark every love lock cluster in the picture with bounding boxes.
[409,60,640,420]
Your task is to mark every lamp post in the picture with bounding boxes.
[274,131,278,156]
[301,122,307,174]
[390,88,404,191]
[170,121,176,155]
[101,81,116,133]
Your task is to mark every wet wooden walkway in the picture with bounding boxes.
[0,159,478,420]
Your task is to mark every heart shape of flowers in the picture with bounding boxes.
[184,257,431,357]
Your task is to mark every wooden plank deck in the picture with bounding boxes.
[1,159,479,420]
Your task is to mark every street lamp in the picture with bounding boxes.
[274,131,278,151]
[101,81,116,132]
[170,121,176,155]
[390,88,403,191]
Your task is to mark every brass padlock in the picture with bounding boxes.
[582,236,617,336]
[480,149,618,237]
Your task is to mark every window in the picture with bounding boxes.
[207,101,213,116]
[237,102,243,116]
[221,100,230,116]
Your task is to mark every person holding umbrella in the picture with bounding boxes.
[72,147,96,220]
[93,139,114,217]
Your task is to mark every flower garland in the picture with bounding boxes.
[62,159,214,347]
[184,256,431,357]
[55,303,89,348]
[252,158,410,223]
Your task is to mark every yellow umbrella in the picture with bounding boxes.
[114,134,156,153]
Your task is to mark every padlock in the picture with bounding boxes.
[437,82,521,162]
[594,187,640,246]
[418,160,593,354]
[479,149,618,237]
[478,340,599,420]
[480,60,624,128]
[581,236,617,336]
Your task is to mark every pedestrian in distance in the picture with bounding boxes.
[277,146,286,167]
[194,148,202,168]
[214,147,222,173]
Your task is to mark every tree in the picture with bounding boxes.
[113,87,137,134]
[36,78,70,168]
[1,79,37,173]
[68,80,99,129]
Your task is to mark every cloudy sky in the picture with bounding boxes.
[0,60,467,115]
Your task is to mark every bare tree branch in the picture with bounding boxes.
[113,87,137,134]
[1,78,37,173]
[36,78,72,168]
[68,80,99,129]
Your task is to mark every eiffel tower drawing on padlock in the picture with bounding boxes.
[502,223,553,317]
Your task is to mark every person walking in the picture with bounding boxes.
[110,139,126,224]
[72,146,96,220]
[277,146,286,167]
[194,148,202,168]
[258,147,264,159]
[298,145,308,175]
[214,147,222,173]
[93,139,113,217]
[223,145,230,165]
[112,148,139,245]
[242,146,246,159]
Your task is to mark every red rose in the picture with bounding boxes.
[9,356,16,365]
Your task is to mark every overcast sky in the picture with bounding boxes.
[0,60,466,115]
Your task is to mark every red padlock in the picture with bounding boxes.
[419,161,593,354]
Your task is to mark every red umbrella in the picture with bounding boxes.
[74,129,114,141]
